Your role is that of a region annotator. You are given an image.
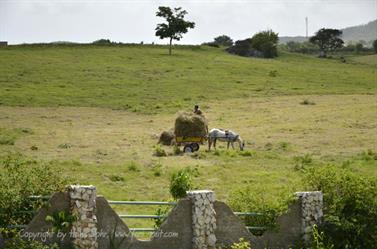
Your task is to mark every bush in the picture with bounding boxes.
[230,238,251,249]
[0,153,68,228]
[226,39,253,57]
[92,39,112,45]
[373,39,377,53]
[229,186,293,236]
[250,30,279,58]
[213,35,234,47]
[153,145,167,157]
[2,232,59,249]
[304,165,377,249]
[169,167,193,200]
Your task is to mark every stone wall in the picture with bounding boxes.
[23,187,323,249]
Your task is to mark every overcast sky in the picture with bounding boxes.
[0,0,376,45]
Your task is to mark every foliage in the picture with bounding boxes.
[309,224,334,249]
[294,154,313,171]
[229,185,293,236]
[304,165,377,249]
[153,205,172,228]
[155,6,195,55]
[45,211,76,233]
[3,234,59,249]
[373,39,377,53]
[0,153,68,228]
[309,28,344,57]
[213,35,233,47]
[226,39,253,57]
[355,43,363,54]
[230,238,251,249]
[250,30,279,58]
[284,41,318,54]
[92,39,112,45]
[154,145,167,157]
[169,167,193,199]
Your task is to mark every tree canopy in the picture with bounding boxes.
[213,35,234,47]
[155,6,195,55]
[309,28,344,57]
[250,30,279,58]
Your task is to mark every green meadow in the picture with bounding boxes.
[1,44,376,235]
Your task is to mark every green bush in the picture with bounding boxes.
[230,238,251,249]
[154,145,167,157]
[3,233,59,249]
[304,165,377,249]
[229,186,293,236]
[169,167,193,200]
[0,153,68,228]
[250,30,279,58]
[309,224,334,249]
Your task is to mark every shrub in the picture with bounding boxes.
[309,224,335,249]
[169,167,193,200]
[304,165,377,249]
[294,154,313,171]
[373,39,377,53]
[154,145,167,157]
[45,211,76,233]
[0,153,68,229]
[127,161,139,172]
[230,238,251,249]
[213,35,234,47]
[250,30,279,58]
[229,186,293,236]
[153,205,171,228]
[2,231,59,249]
[92,39,112,45]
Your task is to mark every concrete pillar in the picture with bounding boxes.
[296,191,323,243]
[187,190,217,249]
[68,185,98,249]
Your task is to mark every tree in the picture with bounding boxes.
[250,30,279,58]
[213,35,233,47]
[309,28,344,57]
[373,39,377,54]
[355,42,363,53]
[155,6,195,55]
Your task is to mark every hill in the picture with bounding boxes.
[0,44,375,114]
[279,19,377,45]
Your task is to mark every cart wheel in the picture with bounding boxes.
[183,144,194,153]
[191,143,200,151]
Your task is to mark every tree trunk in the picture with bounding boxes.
[169,37,172,55]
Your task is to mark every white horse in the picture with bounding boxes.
[208,128,245,151]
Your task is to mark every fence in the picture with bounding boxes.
[3,196,266,233]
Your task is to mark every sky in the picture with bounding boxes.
[0,0,376,45]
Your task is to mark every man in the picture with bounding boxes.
[193,105,203,115]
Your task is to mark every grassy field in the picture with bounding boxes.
[0,44,376,237]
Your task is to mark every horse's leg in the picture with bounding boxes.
[227,141,230,150]
[208,138,212,151]
[214,138,217,150]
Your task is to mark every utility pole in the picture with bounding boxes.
[305,17,308,38]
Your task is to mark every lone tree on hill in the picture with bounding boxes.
[309,28,344,57]
[155,6,195,55]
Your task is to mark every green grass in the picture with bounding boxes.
[0,44,376,114]
[0,44,376,239]
[349,54,377,66]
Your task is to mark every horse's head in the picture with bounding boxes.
[237,136,245,151]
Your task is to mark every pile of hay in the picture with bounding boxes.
[174,112,207,137]
[158,129,175,146]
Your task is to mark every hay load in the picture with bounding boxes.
[158,129,175,145]
[174,112,208,137]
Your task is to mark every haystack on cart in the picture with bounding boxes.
[174,113,208,153]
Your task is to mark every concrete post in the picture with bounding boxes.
[296,191,323,243]
[68,185,98,249]
[187,190,217,249]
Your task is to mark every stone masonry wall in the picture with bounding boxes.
[296,191,324,243]
[68,185,98,249]
[187,190,217,249]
